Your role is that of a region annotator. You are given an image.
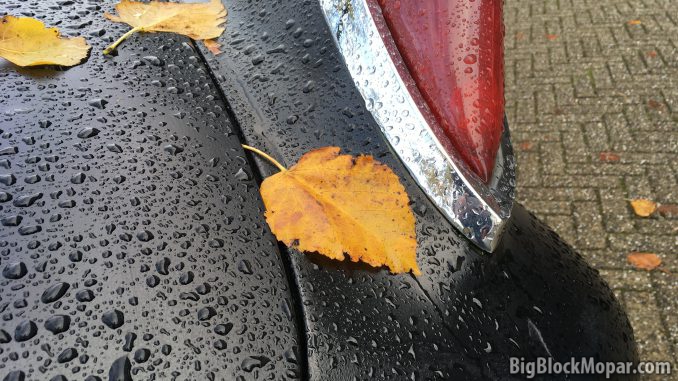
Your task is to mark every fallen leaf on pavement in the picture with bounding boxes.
[103,0,226,54]
[656,204,678,218]
[627,252,661,271]
[0,16,90,67]
[599,152,620,162]
[518,141,534,150]
[629,199,657,217]
[647,99,663,110]
[243,145,420,275]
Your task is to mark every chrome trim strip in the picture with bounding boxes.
[319,0,515,252]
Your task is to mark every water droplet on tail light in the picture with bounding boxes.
[378,0,505,182]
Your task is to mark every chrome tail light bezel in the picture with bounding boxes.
[319,0,515,252]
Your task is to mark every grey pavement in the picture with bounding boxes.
[504,0,677,376]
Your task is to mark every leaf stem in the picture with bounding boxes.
[242,144,287,172]
[103,26,144,55]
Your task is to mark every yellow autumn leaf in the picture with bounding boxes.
[103,0,226,55]
[244,145,420,275]
[0,16,90,67]
[629,199,657,217]
[627,252,661,271]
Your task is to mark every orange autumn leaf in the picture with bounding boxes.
[518,141,534,150]
[599,151,620,162]
[203,39,222,55]
[629,199,657,217]
[627,252,661,271]
[253,146,420,275]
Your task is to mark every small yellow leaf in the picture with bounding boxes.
[203,39,222,55]
[629,199,657,217]
[259,146,420,275]
[0,16,90,67]
[104,0,226,54]
[627,252,661,271]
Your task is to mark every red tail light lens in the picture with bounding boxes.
[378,0,505,182]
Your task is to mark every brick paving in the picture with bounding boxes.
[503,0,677,375]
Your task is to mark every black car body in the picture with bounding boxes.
[0,0,638,380]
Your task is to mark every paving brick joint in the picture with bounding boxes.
[504,0,677,376]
